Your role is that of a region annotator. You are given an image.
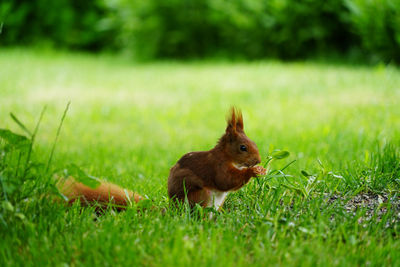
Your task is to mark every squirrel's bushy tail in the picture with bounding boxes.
[57,177,143,210]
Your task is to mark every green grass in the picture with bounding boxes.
[1,48,400,266]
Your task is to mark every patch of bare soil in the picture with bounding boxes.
[328,193,400,226]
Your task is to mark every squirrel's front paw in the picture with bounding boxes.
[252,165,267,176]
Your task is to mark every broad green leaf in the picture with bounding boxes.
[0,129,31,148]
[15,213,26,221]
[2,201,14,212]
[65,164,101,188]
[271,150,290,160]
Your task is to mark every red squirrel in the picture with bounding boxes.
[58,107,266,211]
[168,107,266,210]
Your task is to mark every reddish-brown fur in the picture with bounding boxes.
[168,107,266,207]
[57,177,143,210]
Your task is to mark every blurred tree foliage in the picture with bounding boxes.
[0,0,116,50]
[0,0,399,63]
[345,0,400,63]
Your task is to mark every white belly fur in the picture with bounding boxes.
[207,190,229,210]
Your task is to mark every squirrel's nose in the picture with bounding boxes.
[253,158,261,166]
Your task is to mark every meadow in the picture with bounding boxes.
[1,48,400,266]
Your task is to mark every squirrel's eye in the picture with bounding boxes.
[240,145,247,152]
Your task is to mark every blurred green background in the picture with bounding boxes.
[1,0,400,63]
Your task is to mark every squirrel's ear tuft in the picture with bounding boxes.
[226,106,237,134]
[226,106,243,134]
[236,109,244,131]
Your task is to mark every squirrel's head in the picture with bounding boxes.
[217,107,261,168]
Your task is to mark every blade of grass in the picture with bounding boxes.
[0,172,8,201]
[15,151,22,178]
[10,113,32,137]
[280,159,297,172]
[22,106,47,177]
[46,102,70,173]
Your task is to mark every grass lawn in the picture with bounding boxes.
[1,48,400,266]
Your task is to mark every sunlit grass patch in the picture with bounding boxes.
[0,48,400,266]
